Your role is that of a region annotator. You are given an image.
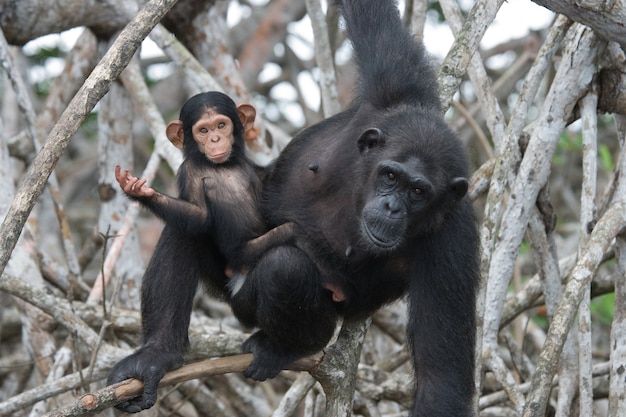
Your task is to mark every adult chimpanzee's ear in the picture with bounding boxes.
[166,120,185,149]
[237,104,257,132]
[450,177,469,199]
[357,128,385,153]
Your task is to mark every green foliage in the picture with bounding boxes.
[551,129,615,177]
[553,132,582,166]
[424,0,472,22]
[519,240,531,254]
[590,293,614,326]
[24,45,65,97]
[79,111,99,141]
[532,311,549,331]
[598,144,615,172]
[33,79,53,97]
[529,293,615,331]
[427,0,445,22]
[26,45,63,65]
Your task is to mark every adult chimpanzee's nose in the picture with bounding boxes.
[384,197,402,214]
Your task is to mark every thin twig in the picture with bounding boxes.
[577,88,599,417]
[305,0,340,117]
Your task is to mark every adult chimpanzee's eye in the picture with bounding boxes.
[383,171,396,186]
[414,188,422,195]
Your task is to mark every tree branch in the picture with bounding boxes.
[532,0,626,50]
[0,0,179,280]
[438,0,505,110]
[42,354,323,417]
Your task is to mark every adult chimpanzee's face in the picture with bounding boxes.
[359,156,433,252]
[193,109,236,164]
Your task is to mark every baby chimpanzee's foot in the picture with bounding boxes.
[242,330,302,381]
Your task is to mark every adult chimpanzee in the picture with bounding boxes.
[109,1,480,416]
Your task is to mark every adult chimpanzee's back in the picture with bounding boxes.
[243,0,481,416]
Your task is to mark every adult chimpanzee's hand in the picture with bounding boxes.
[107,345,183,413]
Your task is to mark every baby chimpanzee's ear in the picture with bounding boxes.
[165,120,184,149]
[237,104,257,133]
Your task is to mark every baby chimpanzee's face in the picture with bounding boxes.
[192,109,235,164]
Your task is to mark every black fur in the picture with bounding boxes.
[108,2,479,416]
[236,1,480,415]
[107,91,294,412]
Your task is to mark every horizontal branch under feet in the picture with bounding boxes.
[42,353,324,417]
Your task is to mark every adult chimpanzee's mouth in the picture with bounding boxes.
[361,221,401,249]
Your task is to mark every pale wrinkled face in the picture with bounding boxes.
[193,109,235,164]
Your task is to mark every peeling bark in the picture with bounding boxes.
[532,0,626,50]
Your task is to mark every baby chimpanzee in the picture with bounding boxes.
[109,91,295,412]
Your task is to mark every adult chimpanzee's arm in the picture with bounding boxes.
[407,201,480,417]
[340,0,442,111]
[107,226,202,412]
